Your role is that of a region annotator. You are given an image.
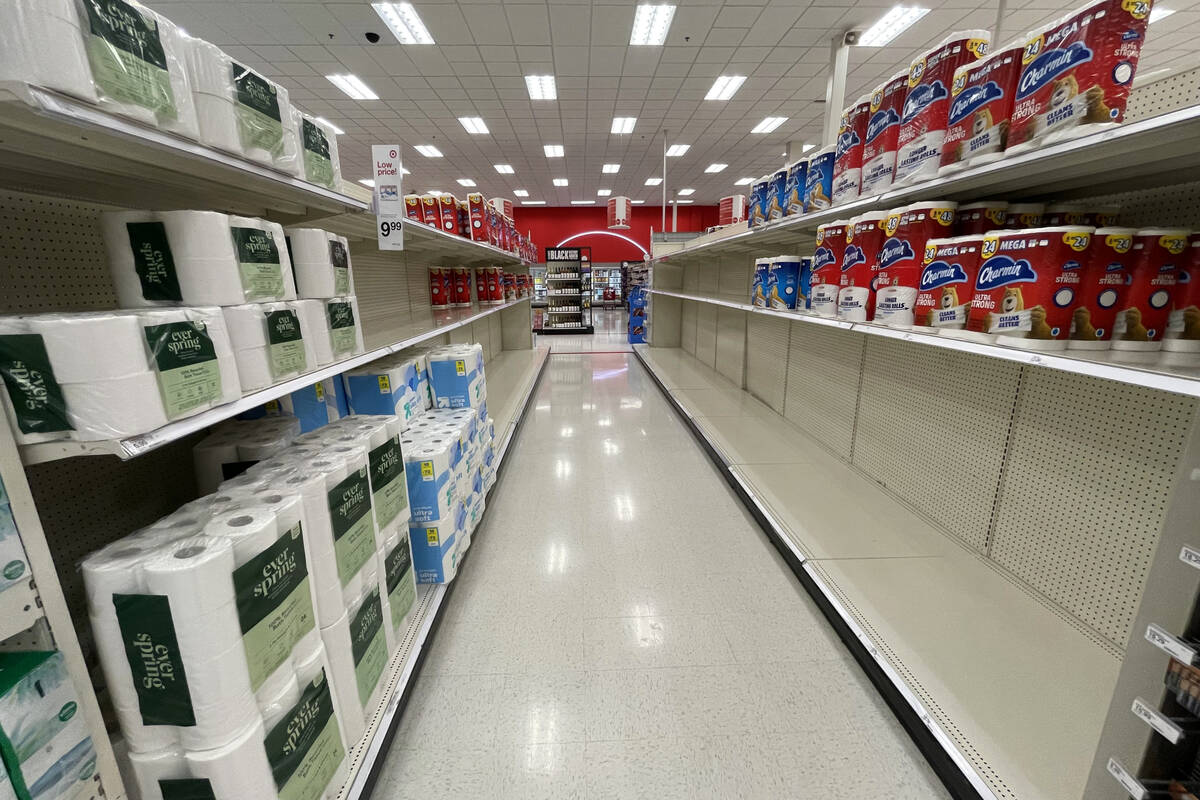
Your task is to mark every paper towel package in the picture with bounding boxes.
[861,72,908,196]
[803,147,834,212]
[0,651,96,800]
[832,95,871,205]
[0,0,97,104]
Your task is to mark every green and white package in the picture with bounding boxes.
[378,529,416,649]
[231,62,286,163]
[0,651,96,800]
[293,111,342,189]
[324,298,362,359]
[0,503,30,597]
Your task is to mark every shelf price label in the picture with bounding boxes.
[1145,623,1197,664]
[372,144,405,252]
[1131,697,1184,744]
[1106,758,1148,800]
[1180,545,1200,571]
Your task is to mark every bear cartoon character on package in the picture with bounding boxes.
[915,235,984,330]
[861,72,908,196]
[940,44,1022,174]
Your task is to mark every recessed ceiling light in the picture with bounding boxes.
[513,189,529,197]
[802,143,816,153]
[358,179,375,187]
[522,200,547,205]
[611,117,637,134]
[553,178,568,186]
[1150,6,1174,21]
[494,164,515,174]
[858,6,930,47]
[597,189,612,196]
[705,75,746,101]
[704,163,727,173]
[602,164,620,173]
[371,2,435,44]
[525,74,557,100]
[630,4,676,45]
[677,188,695,196]
[456,178,476,187]
[631,199,645,204]
[414,145,443,158]
[458,116,489,134]
[645,177,663,186]
[666,144,689,157]
[326,74,378,100]
[571,200,595,205]
[314,116,345,135]
[734,177,754,185]
[670,199,693,204]
[751,117,787,134]
[544,145,564,157]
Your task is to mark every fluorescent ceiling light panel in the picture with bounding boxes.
[358,179,375,187]
[371,3,435,44]
[571,200,595,205]
[644,177,663,186]
[803,143,816,153]
[458,116,489,134]
[1150,6,1174,21]
[326,74,378,100]
[670,199,693,204]
[611,117,637,134]
[456,178,476,187]
[525,74,557,100]
[858,6,930,47]
[314,117,345,135]
[602,164,620,173]
[630,4,676,45]
[494,164,514,174]
[704,163,727,173]
[666,144,689,156]
[513,189,529,197]
[751,116,787,133]
[734,177,754,185]
[597,189,612,196]
[632,199,645,204]
[677,188,695,196]
[705,75,746,101]
[544,144,564,157]
[522,200,547,205]
[553,178,568,186]
[414,145,442,158]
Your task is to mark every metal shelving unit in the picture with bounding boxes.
[536,246,593,334]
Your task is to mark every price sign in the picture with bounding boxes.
[1106,758,1148,800]
[1146,623,1197,664]
[1180,545,1200,571]
[372,145,404,251]
[1131,697,1184,744]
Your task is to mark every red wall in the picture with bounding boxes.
[513,205,718,263]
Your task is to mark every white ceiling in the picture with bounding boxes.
[148,0,1200,205]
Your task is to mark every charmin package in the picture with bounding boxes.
[955,201,1010,236]
[286,228,354,299]
[839,212,887,321]
[832,95,871,205]
[1069,226,1136,350]
[0,307,241,444]
[873,201,958,326]
[1164,238,1200,354]
[914,235,984,330]
[223,302,317,391]
[861,72,908,195]
[940,43,1022,174]
[1003,202,1046,228]
[1110,229,1188,358]
[803,147,835,212]
[810,222,849,317]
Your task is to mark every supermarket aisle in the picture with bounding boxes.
[536,307,632,353]
[377,351,949,799]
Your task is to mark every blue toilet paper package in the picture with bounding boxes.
[804,146,835,212]
[768,168,788,221]
[750,177,770,227]
[751,258,771,307]
[768,256,806,310]
[785,160,808,216]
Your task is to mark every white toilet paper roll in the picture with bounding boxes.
[202,507,279,567]
[193,92,243,155]
[181,35,231,96]
[222,305,271,351]
[27,313,149,383]
[193,438,241,496]
[234,346,274,391]
[236,434,286,463]
[259,671,301,732]
[184,720,278,800]
[319,613,365,746]
[61,371,169,440]
[0,0,97,104]
[293,299,333,366]
[127,747,190,800]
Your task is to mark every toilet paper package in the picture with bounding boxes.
[0,651,95,800]
[767,167,788,221]
[749,177,770,227]
[0,502,29,599]
[427,345,486,409]
[286,228,353,299]
[344,358,421,421]
[224,303,312,389]
[785,160,807,216]
[365,427,411,533]
[832,94,871,205]
[894,30,990,186]
[180,35,242,156]
[228,216,297,303]
[295,110,343,189]
[914,235,984,330]
[0,0,96,104]
[803,148,834,212]
[810,221,849,317]
[193,416,298,493]
[379,529,417,643]
[1003,203,1046,229]
[325,297,364,360]
[72,0,200,140]
[966,226,1092,349]
[403,438,457,523]
[955,201,1010,236]
[767,256,805,311]
[874,202,958,326]
[1007,0,1151,154]
[294,300,334,366]
[1111,229,1187,356]
[229,61,293,167]
[839,211,888,321]
[1164,237,1200,353]
[751,257,770,308]
[940,43,1022,174]
[410,514,458,584]
[101,211,184,307]
[861,72,908,196]
[1068,226,1136,350]
[320,587,389,747]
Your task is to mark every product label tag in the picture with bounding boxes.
[231,227,285,300]
[144,321,221,418]
[330,240,351,295]
[326,302,357,356]
[1106,758,1148,800]
[0,334,72,435]
[301,120,334,188]
[266,310,307,378]
[82,0,176,118]
[1146,623,1196,664]
[369,436,408,529]
[113,593,196,726]
[126,221,183,302]
[232,524,316,692]
[264,671,345,800]
[1131,697,1184,744]
[350,589,387,706]
[232,63,284,155]
[385,533,416,630]
[1180,545,1200,570]
[327,468,375,585]
[159,779,217,800]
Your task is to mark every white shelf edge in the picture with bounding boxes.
[400,221,532,268]
[18,299,531,465]
[649,289,1200,397]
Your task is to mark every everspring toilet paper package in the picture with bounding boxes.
[0,0,97,104]
[193,415,300,495]
[379,528,417,643]
[293,109,343,189]
[319,586,389,748]
[286,228,354,299]
[325,297,365,360]
[223,303,315,391]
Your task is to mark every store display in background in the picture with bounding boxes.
[718,194,747,226]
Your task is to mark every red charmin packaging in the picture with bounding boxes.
[873,201,958,326]
[1003,203,1045,228]
[894,30,990,186]
[810,221,850,316]
[451,267,472,307]
[719,195,747,226]
[437,195,459,234]
[419,195,439,226]
[1008,0,1151,153]
[915,235,984,329]
[940,44,1022,173]
[832,95,871,204]
[503,272,516,300]
[967,226,1092,349]
[487,268,504,304]
[429,268,450,309]
[457,201,469,238]
[1068,226,1135,349]
[467,193,490,243]
[955,201,1009,235]
[474,268,488,304]
[1044,203,1091,226]
[861,72,908,196]
[1111,229,1187,351]
[487,207,500,247]
[839,212,887,321]
[404,195,422,221]
[1164,237,1200,352]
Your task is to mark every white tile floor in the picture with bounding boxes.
[376,316,950,798]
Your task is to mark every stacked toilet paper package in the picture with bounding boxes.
[83,413,419,800]
[0,1,343,189]
[344,354,427,430]
[192,415,301,494]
